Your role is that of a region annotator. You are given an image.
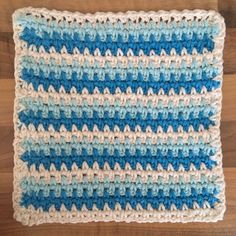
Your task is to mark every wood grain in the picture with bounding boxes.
[221,122,236,168]
[0,0,236,235]
[219,0,236,27]
[223,28,236,74]
[0,79,14,127]
[0,33,14,80]
[222,74,236,121]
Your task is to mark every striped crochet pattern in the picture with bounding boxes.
[12,7,226,225]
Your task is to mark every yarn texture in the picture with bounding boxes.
[12,7,226,225]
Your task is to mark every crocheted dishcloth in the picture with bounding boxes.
[12,7,226,226]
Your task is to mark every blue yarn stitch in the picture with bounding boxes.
[21,69,221,94]
[20,28,215,56]
[18,110,215,132]
[20,188,219,211]
[21,149,217,171]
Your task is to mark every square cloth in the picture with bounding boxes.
[12,7,226,225]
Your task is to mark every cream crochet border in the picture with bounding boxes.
[12,7,226,225]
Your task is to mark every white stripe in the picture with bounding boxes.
[16,43,223,68]
[16,157,223,184]
[17,82,221,108]
[18,125,219,145]
[13,203,225,226]
[13,8,223,25]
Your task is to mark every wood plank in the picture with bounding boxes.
[0,0,218,33]
[0,33,14,80]
[221,121,236,168]
[1,1,236,235]
[219,0,236,27]
[0,79,14,127]
[0,127,14,173]
[1,27,235,80]
[0,168,235,236]
[224,28,236,74]
[222,74,236,121]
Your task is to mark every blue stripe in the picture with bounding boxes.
[17,15,220,40]
[22,67,219,83]
[20,188,219,211]
[20,27,215,56]
[21,176,218,197]
[21,149,217,171]
[21,140,216,156]
[21,69,220,94]
[20,96,216,120]
[21,54,220,71]
[20,107,214,121]
[18,110,215,132]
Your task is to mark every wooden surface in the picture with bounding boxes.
[0,0,236,235]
